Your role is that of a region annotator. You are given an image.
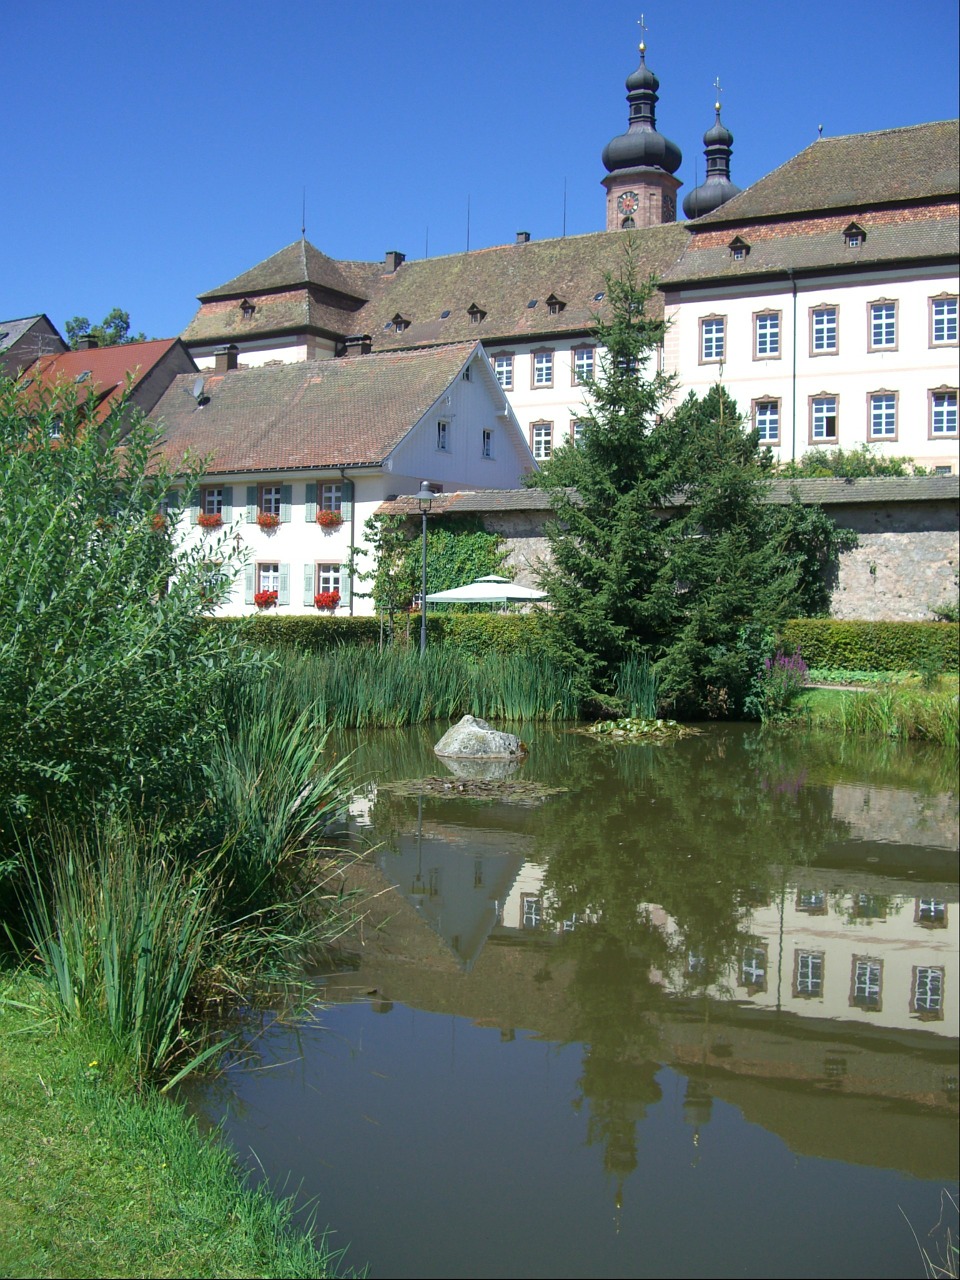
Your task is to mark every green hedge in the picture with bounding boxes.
[779,619,959,671]
[200,611,549,655]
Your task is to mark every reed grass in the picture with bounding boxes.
[614,654,659,719]
[16,818,224,1085]
[268,646,580,727]
[798,685,959,747]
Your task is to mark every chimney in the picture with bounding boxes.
[516,230,531,244]
[337,334,373,357]
[384,250,406,273]
[213,344,239,373]
[77,334,99,350]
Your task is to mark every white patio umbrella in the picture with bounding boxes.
[425,574,547,604]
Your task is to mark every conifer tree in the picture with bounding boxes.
[534,261,848,715]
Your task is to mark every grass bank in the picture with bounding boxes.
[794,679,959,746]
[0,973,357,1280]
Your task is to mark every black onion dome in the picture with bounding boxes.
[682,106,741,218]
[682,175,742,219]
[602,128,683,174]
[704,115,733,148]
[602,48,682,175]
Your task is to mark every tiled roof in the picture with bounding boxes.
[198,239,376,302]
[378,488,559,516]
[0,315,46,351]
[181,290,366,347]
[380,475,959,517]
[181,225,688,352]
[764,475,960,505]
[354,225,688,350]
[150,342,479,475]
[27,339,181,423]
[661,216,959,286]
[693,121,959,226]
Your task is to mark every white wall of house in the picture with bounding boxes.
[174,352,534,618]
[193,335,339,369]
[663,265,960,471]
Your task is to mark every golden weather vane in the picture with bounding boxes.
[637,13,648,52]
[713,75,723,111]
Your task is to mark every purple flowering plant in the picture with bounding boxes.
[748,648,809,722]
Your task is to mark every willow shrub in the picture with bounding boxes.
[0,378,254,840]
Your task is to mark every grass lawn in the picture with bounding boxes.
[794,675,958,745]
[0,971,358,1280]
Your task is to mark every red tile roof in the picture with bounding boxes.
[27,339,180,423]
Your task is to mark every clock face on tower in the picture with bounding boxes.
[617,191,640,216]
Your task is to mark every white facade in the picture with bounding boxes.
[173,349,535,618]
[663,265,960,472]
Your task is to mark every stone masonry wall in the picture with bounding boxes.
[490,500,959,622]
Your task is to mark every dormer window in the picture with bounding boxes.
[729,236,750,261]
[467,303,486,324]
[392,313,410,334]
[546,294,566,316]
[240,299,256,320]
[843,222,866,248]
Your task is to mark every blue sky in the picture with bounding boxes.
[3,0,957,341]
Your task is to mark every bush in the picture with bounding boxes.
[780,620,958,672]
[201,610,550,657]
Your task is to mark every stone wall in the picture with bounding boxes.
[380,477,960,621]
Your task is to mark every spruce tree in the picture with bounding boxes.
[534,262,845,716]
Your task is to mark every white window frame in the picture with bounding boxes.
[852,957,882,1010]
[532,351,554,388]
[700,316,726,363]
[754,311,781,359]
[572,346,595,385]
[437,420,450,451]
[531,421,553,461]
[810,306,838,355]
[868,300,897,351]
[481,428,494,459]
[795,951,824,997]
[492,354,514,390]
[320,482,342,512]
[912,966,944,1015]
[810,395,838,442]
[257,562,280,593]
[203,487,224,515]
[315,563,342,595]
[753,399,780,444]
[868,391,897,439]
[930,389,958,438]
[930,296,958,346]
[260,484,282,516]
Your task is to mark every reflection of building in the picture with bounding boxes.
[659,874,958,1037]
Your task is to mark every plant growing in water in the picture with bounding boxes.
[746,648,809,723]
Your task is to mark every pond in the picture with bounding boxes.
[186,724,959,1279]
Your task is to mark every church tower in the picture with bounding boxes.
[601,36,682,230]
[683,100,742,219]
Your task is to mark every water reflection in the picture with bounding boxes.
[189,725,958,1278]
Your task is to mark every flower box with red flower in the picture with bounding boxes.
[316,509,343,529]
[198,512,222,529]
[254,589,279,609]
[256,511,280,529]
[314,591,340,611]
[151,512,167,531]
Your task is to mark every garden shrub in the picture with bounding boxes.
[779,619,958,672]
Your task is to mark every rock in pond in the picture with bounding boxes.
[434,715,527,761]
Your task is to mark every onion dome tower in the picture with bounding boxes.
[601,37,683,230]
[682,102,742,219]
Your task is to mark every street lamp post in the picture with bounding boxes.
[417,480,433,653]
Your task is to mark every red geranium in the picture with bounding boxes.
[314,591,340,611]
[257,511,280,529]
[317,509,343,528]
[254,589,278,609]
[198,511,222,529]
